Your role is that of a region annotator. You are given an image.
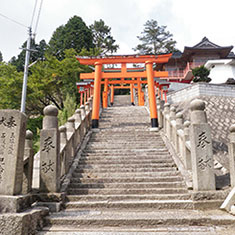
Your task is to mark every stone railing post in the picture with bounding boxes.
[66,117,76,159]
[74,109,82,144]
[59,125,67,177]
[59,125,68,146]
[182,120,192,170]
[85,102,91,130]
[169,106,176,142]
[85,102,90,115]
[145,85,149,108]
[0,110,27,195]
[40,105,60,193]
[22,130,34,194]
[190,99,215,191]
[80,105,86,120]
[229,124,235,187]
[163,103,170,133]
[175,112,183,153]
[88,97,93,111]
[156,96,163,128]
[80,105,87,134]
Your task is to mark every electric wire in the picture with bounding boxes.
[30,0,38,28]
[0,12,28,28]
[33,0,44,37]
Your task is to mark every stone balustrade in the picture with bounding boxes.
[39,97,93,193]
[0,96,93,198]
[145,91,216,191]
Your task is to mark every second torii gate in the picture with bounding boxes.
[77,54,172,129]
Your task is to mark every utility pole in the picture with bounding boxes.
[20,27,32,113]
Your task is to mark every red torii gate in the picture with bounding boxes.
[76,82,94,105]
[77,54,172,128]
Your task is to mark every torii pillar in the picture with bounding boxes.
[130,83,134,105]
[146,61,158,128]
[92,62,102,128]
[103,78,109,108]
[110,85,114,106]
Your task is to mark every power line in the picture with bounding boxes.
[30,0,38,28]
[0,12,28,29]
[33,0,44,36]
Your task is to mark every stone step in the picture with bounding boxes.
[67,187,188,195]
[42,209,235,229]
[78,158,175,164]
[37,226,225,235]
[68,181,185,189]
[76,163,177,169]
[81,152,171,157]
[88,139,163,143]
[65,199,194,210]
[66,193,192,202]
[86,143,166,147]
[70,176,184,184]
[74,167,178,173]
[83,149,169,154]
[72,171,181,178]
[90,135,161,139]
[85,146,166,150]
[91,132,160,135]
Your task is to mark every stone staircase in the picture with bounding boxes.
[39,96,235,234]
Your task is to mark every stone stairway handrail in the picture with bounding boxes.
[143,89,216,191]
[221,124,235,212]
[30,96,94,194]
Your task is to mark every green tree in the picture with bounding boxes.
[134,19,177,54]
[90,19,119,55]
[48,16,94,60]
[0,51,3,62]
[9,39,48,72]
[192,66,211,83]
[0,62,23,109]
[26,48,91,115]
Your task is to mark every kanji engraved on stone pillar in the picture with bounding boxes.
[0,110,27,195]
[190,99,215,191]
[40,105,60,193]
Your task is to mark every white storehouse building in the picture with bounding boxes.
[205,59,235,84]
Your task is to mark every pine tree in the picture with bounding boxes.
[90,19,119,55]
[48,16,93,60]
[0,51,3,62]
[134,19,177,54]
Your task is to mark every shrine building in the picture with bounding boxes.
[165,37,234,83]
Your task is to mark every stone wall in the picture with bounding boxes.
[168,83,235,104]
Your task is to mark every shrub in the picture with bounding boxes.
[192,66,211,83]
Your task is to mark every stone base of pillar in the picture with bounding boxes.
[92,119,99,128]
[0,206,49,235]
[131,102,135,106]
[32,192,65,212]
[0,195,32,213]
[151,118,159,128]
[150,127,159,132]
[110,103,113,106]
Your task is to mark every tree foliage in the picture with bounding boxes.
[10,39,48,72]
[48,16,94,60]
[0,62,23,109]
[90,19,119,55]
[192,66,211,83]
[0,51,3,62]
[134,19,177,54]
[26,48,91,115]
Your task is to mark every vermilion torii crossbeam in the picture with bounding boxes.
[76,54,172,128]
[77,54,171,65]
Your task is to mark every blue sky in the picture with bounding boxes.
[0,0,235,61]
